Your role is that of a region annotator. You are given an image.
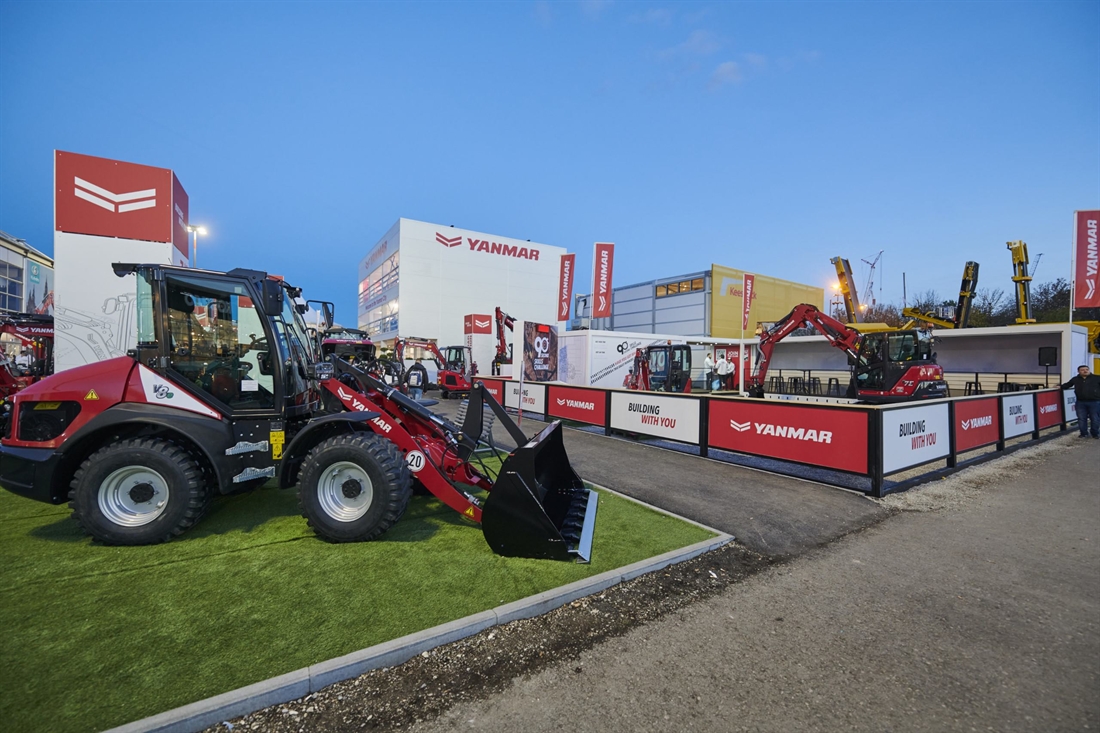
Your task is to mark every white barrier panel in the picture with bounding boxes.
[610,391,700,443]
[881,402,950,474]
[1064,389,1077,424]
[1001,393,1035,439]
[504,382,546,413]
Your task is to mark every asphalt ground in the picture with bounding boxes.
[412,433,1100,733]
[430,396,889,558]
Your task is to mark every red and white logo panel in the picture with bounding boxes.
[136,365,220,419]
[436,232,462,248]
[954,397,999,452]
[1074,210,1100,309]
[475,379,504,403]
[1036,391,1062,429]
[172,174,190,258]
[558,254,575,321]
[55,150,175,243]
[708,400,868,473]
[547,385,606,426]
[464,314,492,335]
[591,242,614,319]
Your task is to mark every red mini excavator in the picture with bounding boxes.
[394,337,474,399]
[0,313,54,398]
[746,303,947,403]
[625,343,693,393]
[0,263,595,561]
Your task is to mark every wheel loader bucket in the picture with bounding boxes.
[482,421,597,563]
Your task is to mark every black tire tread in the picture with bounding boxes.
[298,432,413,543]
[68,436,210,545]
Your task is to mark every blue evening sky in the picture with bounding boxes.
[1,0,1097,324]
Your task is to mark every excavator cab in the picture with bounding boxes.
[851,330,940,398]
[646,344,692,393]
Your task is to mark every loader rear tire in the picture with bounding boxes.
[68,437,209,545]
[298,432,412,543]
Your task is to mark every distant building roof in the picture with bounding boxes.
[0,230,53,265]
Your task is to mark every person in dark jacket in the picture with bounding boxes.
[1062,365,1100,439]
[405,358,428,402]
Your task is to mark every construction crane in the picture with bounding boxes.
[902,261,980,330]
[830,257,862,323]
[1007,240,1036,324]
[861,250,883,312]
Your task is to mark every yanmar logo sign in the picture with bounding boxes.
[1076,211,1099,306]
[74,176,156,213]
[730,419,832,443]
[556,397,595,410]
[1039,404,1059,415]
[437,232,540,260]
[591,242,614,319]
[960,416,993,430]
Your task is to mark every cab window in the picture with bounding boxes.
[164,274,276,410]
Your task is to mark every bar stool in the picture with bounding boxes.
[807,377,822,395]
[964,381,983,395]
[768,375,783,394]
[786,376,803,394]
[826,377,841,396]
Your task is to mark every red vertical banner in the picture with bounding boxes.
[1074,210,1100,308]
[558,253,575,321]
[742,273,755,330]
[591,242,615,319]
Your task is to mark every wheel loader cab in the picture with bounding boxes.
[133,265,320,418]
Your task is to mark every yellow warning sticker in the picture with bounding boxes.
[33,402,61,411]
[463,506,476,519]
[270,430,285,460]
[84,389,99,401]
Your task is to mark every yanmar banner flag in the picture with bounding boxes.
[1074,210,1100,308]
[591,242,615,319]
[742,274,755,331]
[558,254,575,321]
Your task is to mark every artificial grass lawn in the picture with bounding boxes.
[0,481,713,733]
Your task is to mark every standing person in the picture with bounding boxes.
[405,358,428,402]
[714,352,731,391]
[1062,365,1100,439]
[704,351,715,392]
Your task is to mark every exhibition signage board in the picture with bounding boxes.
[504,382,546,413]
[546,385,607,426]
[953,397,1000,452]
[708,399,868,473]
[1001,393,1035,439]
[54,150,189,257]
[881,402,950,474]
[463,314,492,334]
[522,322,558,382]
[741,274,755,331]
[591,242,615,319]
[609,391,700,444]
[1074,210,1100,309]
[475,379,504,403]
[1063,389,1077,423]
[1036,390,1062,429]
[558,254,575,322]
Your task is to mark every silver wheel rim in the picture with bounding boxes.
[318,461,374,522]
[97,465,171,527]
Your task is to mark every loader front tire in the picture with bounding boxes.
[298,432,412,543]
[69,437,209,545]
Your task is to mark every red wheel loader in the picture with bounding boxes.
[0,264,596,562]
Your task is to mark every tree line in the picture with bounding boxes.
[858,278,1100,328]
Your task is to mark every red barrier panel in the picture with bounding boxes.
[546,385,607,426]
[1036,390,1062,429]
[708,399,869,474]
[474,378,504,403]
[954,397,999,452]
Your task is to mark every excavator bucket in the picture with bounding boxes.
[482,420,597,562]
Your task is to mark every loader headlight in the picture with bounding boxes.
[18,401,81,442]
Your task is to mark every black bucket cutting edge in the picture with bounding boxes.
[481,420,598,563]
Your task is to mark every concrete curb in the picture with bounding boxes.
[103,521,732,732]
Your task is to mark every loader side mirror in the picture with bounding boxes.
[262,279,284,315]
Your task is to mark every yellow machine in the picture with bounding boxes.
[1006,241,1036,324]
[903,260,980,329]
[830,256,862,323]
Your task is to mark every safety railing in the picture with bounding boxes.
[474,378,1077,498]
